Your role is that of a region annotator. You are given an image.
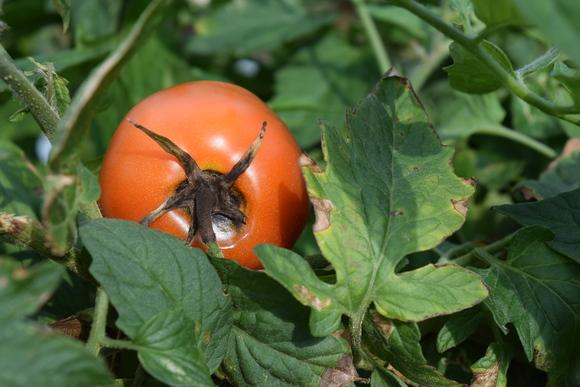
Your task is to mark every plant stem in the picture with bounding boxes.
[100,337,142,352]
[390,0,580,121]
[476,125,557,159]
[352,0,391,73]
[452,233,515,267]
[0,44,59,140]
[86,288,110,356]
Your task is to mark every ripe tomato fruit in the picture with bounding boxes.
[99,81,309,269]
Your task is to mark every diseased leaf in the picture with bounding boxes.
[445,41,514,94]
[80,219,232,375]
[212,259,351,387]
[496,189,580,263]
[370,368,407,387]
[187,0,333,55]
[0,322,113,387]
[472,227,580,383]
[0,258,63,323]
[517,149,580,199]
[258,76,486,340]
[470,342,512,387]
[436,306,483,353]
[363,311,459,386]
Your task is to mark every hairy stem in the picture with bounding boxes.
[390,0,580,121]
[0,44,59,140]
[86,288,110,355]
[353,0,392,73]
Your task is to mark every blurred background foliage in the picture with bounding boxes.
[0,0,576,253]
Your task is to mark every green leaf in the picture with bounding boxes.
[270,33,373,148]
[212,258,353,386]
[71,0,122,46]
[511,95,562,140]
[363,311,459,386]
[496,189,580,263]
[430,91,505,140]
[517,149,580,199]
[552,61,580,106]
[370,368,407,387]
[445,41,514,94]
[0,258,63,323]
[375,264,489,321]
[472,227,580,382]
[79,219,232,374]
[0,322,113,387]
[0,142,43,218]
[259,76,486,339]
[436,306,483,353]
[187,0,333,55]
[367,5,427,39]
[472,0,525,27]
[512,0,580,65]
[470,342,512,387]
[134,310,213,387]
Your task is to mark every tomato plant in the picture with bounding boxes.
[99,81,309,269]
[1,0,580,386]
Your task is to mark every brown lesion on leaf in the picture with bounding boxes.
[319,354,366,387]
[49,316,91,341]
[299,153,322,173]
[471,361,499,387]
[389,210,404,217]
[311,197,333,233]
[548,138,580,169]
[452,199,470,217]
[0,213,28,235]
[294,284,331,311]
[371,311,393,338]
[128,119,266,249]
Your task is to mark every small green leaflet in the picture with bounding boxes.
[258,76,488,341]
[445,41,514,94]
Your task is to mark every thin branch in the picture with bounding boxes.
[390,0,580,121]
[353,0,392,73]
[86,288,110,355]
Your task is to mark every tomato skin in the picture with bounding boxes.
[99,81,309,269]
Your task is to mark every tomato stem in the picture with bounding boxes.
[128,119,267,251]
[86,287,110,356]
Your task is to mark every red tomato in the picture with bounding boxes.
[99,81,309,269]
